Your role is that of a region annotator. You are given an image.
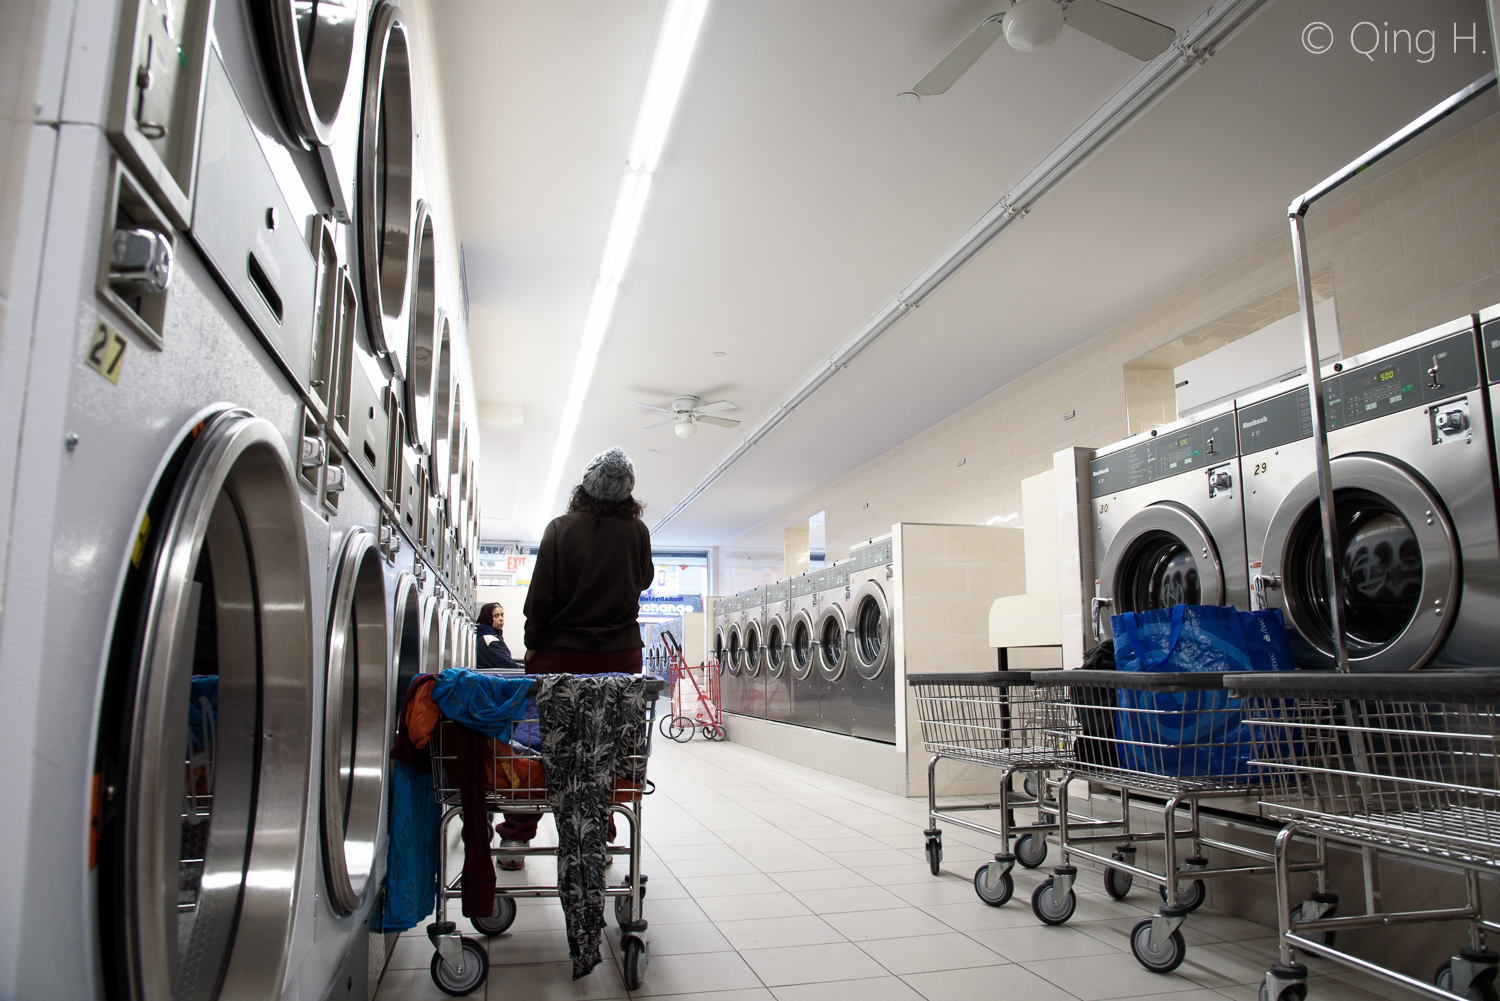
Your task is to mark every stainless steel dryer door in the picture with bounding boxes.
[851,580,892,680]
[726,623,742,676]
[763,615,787,679]
[743,619,763,678]
[95,411,313,1001]
[816,602,849,681]
[788,609,816,681]
[712,625,726,674]
[1261,454,1458,670]
[1099,501,1225,635]
[322,529,391,915]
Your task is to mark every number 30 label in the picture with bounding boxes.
[86,320,127,384]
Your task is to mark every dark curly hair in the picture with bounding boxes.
[567,483,645,522]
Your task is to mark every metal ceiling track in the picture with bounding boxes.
[652,0,1273,534]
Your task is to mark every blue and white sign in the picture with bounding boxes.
[639,595,703,619]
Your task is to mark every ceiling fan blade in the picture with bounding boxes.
[642,418,676,429]
[695,415,741,429]
[1063,0,1175,61]
[634,402,677,414]
[911,15,1005,96]
[695,400,737,413]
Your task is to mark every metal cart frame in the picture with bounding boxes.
[908,671,1122,908]
[1230,670,1500,1001]
[422,677,664,996]
[1028,669,1329,973]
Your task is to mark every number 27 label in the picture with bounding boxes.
[86,320,127,384]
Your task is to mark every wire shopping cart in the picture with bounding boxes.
[908,671,1120,908]
[1228,670,1500,1001]
[422,677,665,996]
[1022,669,1330,974]
[661,630,724,742]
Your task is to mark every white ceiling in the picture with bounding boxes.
[439,0,1497,545]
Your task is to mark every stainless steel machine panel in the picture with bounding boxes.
[1090,405,1246,641]
[762,580,792,724]
[786,573,820,729]
[191,52,316,395]
[846,537,895,743]
[1241,316,1500,670]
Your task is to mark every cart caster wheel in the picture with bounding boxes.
[1103,866,1133,900]
[615,882,648,926]
[1130,919,1185,973]
[973,865,1014,906]
[925,837,942,875]
[1288,901,1336,947]
[430,938,489,996]
[1023,773,1040,799]
[667,717,692,742]
[1031,877,1076,926]
[657,715,675,739]
[471,896,517,936]
[708,724,727,741]
[1014,833,1048,869]
[1159,878,1206,911]
[1436,959,1500,1000]
[622,937,649,990]
[1258,982,1308,1001]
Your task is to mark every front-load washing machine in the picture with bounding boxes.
[717,594,744,714]
[846,537,896,743]
[761,580,793,724]
[786,572,822,729]
[1089,402,1247,643]
[1241,315,1500,670]
[812,563,856,736]
[738,590,767,719]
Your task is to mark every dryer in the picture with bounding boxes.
[1242,315,1500,670]
[761,580,793,724]
[1477,302,1500,535]
[739,589,768,719]
[1089,402,1247,643]
[786,570,823,729]
[811,564,855,736]
[846,537,896,743]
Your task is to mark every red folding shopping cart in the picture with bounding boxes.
[659,630,724,741]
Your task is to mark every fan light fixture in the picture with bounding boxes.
[675,417,697,439]
[1003,0,1065,51]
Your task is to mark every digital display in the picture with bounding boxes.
[1176,436,1190,447]
[1379,369,1396,382]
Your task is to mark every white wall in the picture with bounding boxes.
[1175,296,1342,416]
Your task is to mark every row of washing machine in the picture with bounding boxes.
[714,537,898,743]
[1,0,477,999]
[1090,310,1500,672]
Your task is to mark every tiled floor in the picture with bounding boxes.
[375,723,1401,1001]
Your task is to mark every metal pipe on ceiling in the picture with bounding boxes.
[651,0,1274,535]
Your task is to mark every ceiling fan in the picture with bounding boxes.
[903,0,1176,98]
[636,396,740,439]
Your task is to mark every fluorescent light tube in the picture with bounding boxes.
[536,0,709,532]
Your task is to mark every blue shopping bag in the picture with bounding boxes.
[1110,605,1292,778]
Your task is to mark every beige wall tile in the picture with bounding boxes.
[902,524,947,561]
[1434,227,1497,294]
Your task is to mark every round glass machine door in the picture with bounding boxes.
[789,611,815,680]
[1100,502,1223,625]
[1263,455,1457,670]
[816,603,848,681]
[259,0,368,146]
[743,620,763,678]
[94,411,314,1001]
[392,575,422,707]
[322,529,391,915]
[726,624,742,676]
[764,616,786,678]
[712,627,726,674]
[851,581,891,680]
[358,2,414,372]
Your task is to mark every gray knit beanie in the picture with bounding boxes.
[581,447,636,501]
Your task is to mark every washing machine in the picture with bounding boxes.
[1241,315,1500,670]
[811,563,855,736]
[738,589,768,719]
[846,537,896,743]
[786,570,823,729]
[1477,302,1500,536]
[1089,402,1247,643]
[761,580,793,723]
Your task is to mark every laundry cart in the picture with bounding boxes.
[1229,670,1500,1001]
[424,678,665,995]
[908,671,1118,907]
[663,630,724,741]
[1025,669,1330,973]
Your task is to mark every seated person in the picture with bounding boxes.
[476,603,525,672]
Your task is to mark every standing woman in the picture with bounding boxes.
[495,447,654,867]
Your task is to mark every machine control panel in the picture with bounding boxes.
[1237,330,1480,452]
[1483,318,1500,384]
[850,538,893,570]
[1089,413,1236,497]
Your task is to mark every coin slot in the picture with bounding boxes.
[246,253,284,324]
[96,161,174,348]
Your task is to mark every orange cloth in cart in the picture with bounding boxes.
[406,677,441,749]
[484,740,643,802]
